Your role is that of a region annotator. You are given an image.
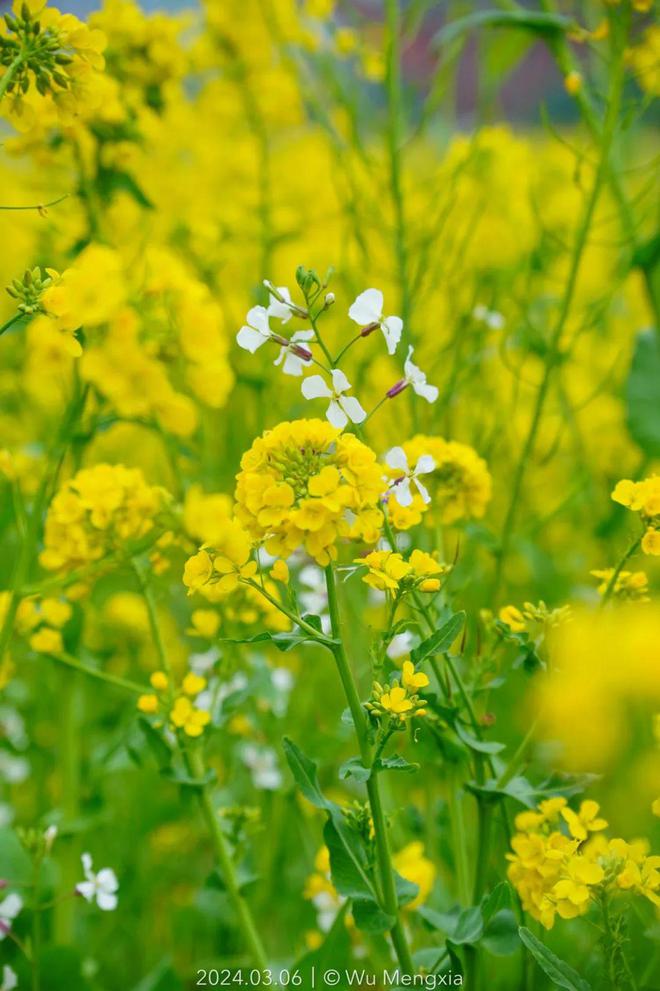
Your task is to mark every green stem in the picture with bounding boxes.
[492,20,630,599]
[46,651,144,695]
[0,312,23,337]
[185,746,269,970]
[31,857,42,991]
[132,559,172,677]
[447,776,470,906]
[600,534,643,607]
[54,675,81,945]
[0,53,24,101]
[324,565,415,975]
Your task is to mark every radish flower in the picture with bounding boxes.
[274,330,314,376]
[348,288,403,355]
[76,853,119,911]
[236,305,273,353]
[301,369,366,429]
[386,446,435,507]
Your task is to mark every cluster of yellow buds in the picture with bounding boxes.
[356,549,449,595]
[499,600,571,635]
[611,476,660,555]
[366,661,429,724]
[5,267,56,316]
[138,670,210,739]
[0,593,71,654]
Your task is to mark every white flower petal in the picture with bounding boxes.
[2,964,18,991]
[81,852,93,876]
[95,890,118,911]
[330,368,351,394]
[237,325,267,353]
[267,286,293,323]
[0,894,22,921]
[326,400,348,429]
[381,315,403,355]
[302,375,333,400]
[292,329,315,343]
[96,868,119,893]
[393,478,413,507]
[246,305,270,335]
[385,446,409,472]
[414,381,439,404]
[348,288,382,326]
[415,455,435,475]
[281,351,306,376]
[339,395,367,424]
[76,881,96,903]
[414,477,431,504]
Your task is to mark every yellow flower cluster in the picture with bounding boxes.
[387,435,492,530]
[0,592,71,654]
[366,661,429,724]
[182,518,256,600]
[499,600,571,634]
[507,797,660,929]
[40,463,166,573]
[591,568,649,602]
[0,0,107,131]
[138,669,210,738]
[234,419,386,566]
[392,841,437,911]
[611,475,660,555]
[34,244,234,437]
[356,549,449,594]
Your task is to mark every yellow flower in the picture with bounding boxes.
[150,671,169,691]
[357,550,412,591]
[561,800,608,841]
[393,842,436,910]
[642,527,660,555]
[40,598,72,628]
[183,519,256,601]
[29,627,63,653]
[235,420,386,566]
[499,605,525,632]
[170,696,211,738]
[182,672,207,696]
[564,72,582,95]
[183,550,214,594]
[188,610,220,638]
[401,660,429,691]
[379,685,412,715]
[591,568,649,601]
[137,694,159,714]
[552,857,604,908]
[269,560,290,583]
[611,476,660,556]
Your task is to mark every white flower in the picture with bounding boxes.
[273,329,314,376]
[386,631,417,659]
[241,745,282,791]
[385,446,435,507]
[301,369,366,429]
[473,304,504,330]
[348,288,403,355]
[266,284,294,323]
[0,893,22,940]
[76,853,119,911]
[236,305,273,353]
[43,824,58,852]
[1,965,17,991]
[403,346,438,403]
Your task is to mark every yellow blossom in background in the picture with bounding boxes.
[392,842,436,910]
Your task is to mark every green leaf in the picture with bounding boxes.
[160,766,216,789]
[627,329,660,457]
[323,818,376,903]
[138,718,173,772]
[295,903,351,976]
[351,897,396,933]
[518,926,592,991]
[373,754,419,774]
[481,910,520,957]
[412,612,465,664]
[282,737,332,810]
[339,756,371,782]
[219,630,330,652]
[0,827,32,883]
[433,10,573,49]
[481,881,512,924]
[455,723,506,755]
[395,870,420,908]
[418,904,483,945]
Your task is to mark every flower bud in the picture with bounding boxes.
[386,379,408,399]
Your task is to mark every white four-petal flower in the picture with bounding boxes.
[403,346,439,403]
[0,893,22,940]
[266,284,294,323]
[76,852,119,911]
[236,305,273,354]
[301,369,366,429]
[386,446,435,507]
[273,329,314,376]
[348,288,403,355]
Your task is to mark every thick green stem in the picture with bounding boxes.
[324,565,415,975]
[493,20,629,599]
[185,746,269,970]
